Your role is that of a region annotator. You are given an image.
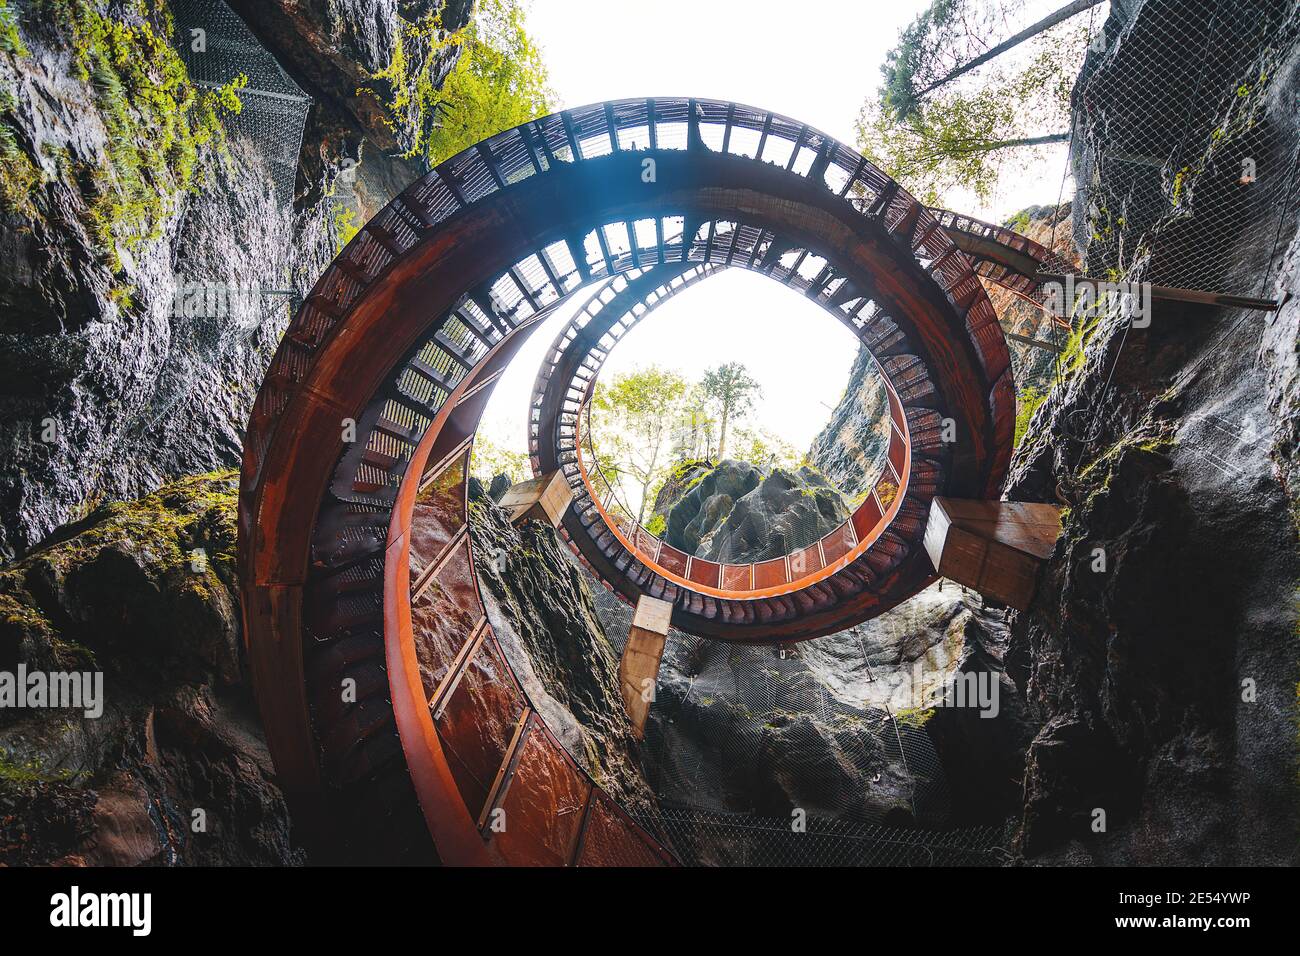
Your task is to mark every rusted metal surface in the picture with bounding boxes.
[237,98,1017,862]
[529,263,923,634]
[524,208,1065,637]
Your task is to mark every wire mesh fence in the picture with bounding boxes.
[634,805,1008,867]
[594,585,990,855]
[1068,0,1300,298]
[171,0,311,205]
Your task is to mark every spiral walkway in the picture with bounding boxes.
[238,98,1050,865]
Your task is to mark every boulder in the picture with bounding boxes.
[664,459,849,563]
[0,470,301,865]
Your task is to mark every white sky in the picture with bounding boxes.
[476,0,1081,461]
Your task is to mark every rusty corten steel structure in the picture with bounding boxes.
[527,210,1063,637]
[238,98,1027,864]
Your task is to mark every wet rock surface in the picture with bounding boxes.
[808,344,891,498]
[1001,0,1300,865]
[568,529,1032,831]
[466,479,658,818]
[225,0,471,214]
[0,470,300,865]
[0,2,345,561]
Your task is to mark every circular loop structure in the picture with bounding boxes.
[530,261,923,638]
[238,98,1044,864]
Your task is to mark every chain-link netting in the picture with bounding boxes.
[633,805,1006,866]
[623,628,952,822]
[171,0,311,205]
[585,581,1011,865]
[1070,0,1300,297]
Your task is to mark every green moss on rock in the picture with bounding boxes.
[0,468,239,674]
[25,0,246,274]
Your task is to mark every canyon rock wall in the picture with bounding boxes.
[0,0,465,561]
[0,470,299,864]
[1005,0,1300,864]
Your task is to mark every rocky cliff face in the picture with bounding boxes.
[662,459,850,562]
[224,0,471,215]
[808,344,890,498]
[0,0,469,865]
[569,553,1034,854]
[0,0,463,562]
[466,479,658,818]
[0,470,299,865]
[993,202,1076,391]
[1003,0,1300,864]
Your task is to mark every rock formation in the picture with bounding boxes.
[0,0,467,561]
[0,470,299,865]
[467,478,658,819]
[808,344,891,498]
[1002,0,1300,864]
[662,459,850,562]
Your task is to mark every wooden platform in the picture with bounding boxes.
[618,595,674,739]
[923,498,1063,610]
[499,471,572,527]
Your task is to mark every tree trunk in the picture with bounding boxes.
[916,0,1105,99]
[717,405,730,461]
[637,442,660,528]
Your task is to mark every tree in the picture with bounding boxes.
[470,433,527,483]
[730,426,802,471]
[367,0,554,169]
[908,0,1105,102]
[423,0,555,167]
[590,366,690,527]
[701,362,761,462]
[859,0,1090,205]
[671,383,716,462]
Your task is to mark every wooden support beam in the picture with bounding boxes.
[923,498,1063,610]
[618,595,673,739]
[499,471,572,527]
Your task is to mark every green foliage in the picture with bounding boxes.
[1014,384,1047,447]
[0,0,27,55]
[0,5,39,215]
[671,383,716,462]
[860,0,1084,205]
[701,361,761,460]
[0,754,71,786]
[1057,308,1102,378]
[878,0,965,120]
[470,433,528,483]
[367,0,553,169]
[1005,208,1031,232]
[591,365,691,525]
[38,0,245,272]
[425,0,552,166]
[730,426,802,470]
[0,468,239,670]
[0,90,43,217]
[332,202,360,252]
[893,706,936,728]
